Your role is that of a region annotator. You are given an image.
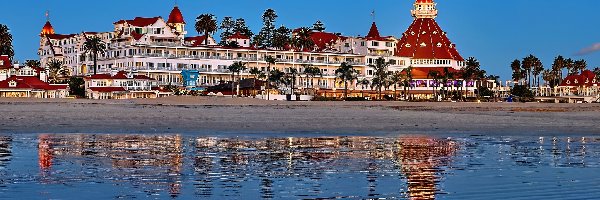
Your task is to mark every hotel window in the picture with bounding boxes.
[344,43,350,47]
[372,41,379,46]
[360,42,365,46]
[386,42,392,47]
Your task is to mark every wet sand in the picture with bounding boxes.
[0,96,599,135]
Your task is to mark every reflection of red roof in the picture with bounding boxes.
[167,6,185,24]
[89,87,126,92]
[0,76,67,90]
[559,70,597,87]
[0,55,10,69]
[134,75,154,80]
[41,21,55,36]
[395,18,464,61]
[114,17,161,27]
[227,32,249,40]
[87,74,112,80]
[410,67,461,79]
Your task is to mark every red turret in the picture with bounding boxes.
[40,21,55,36]
[395,0,463,61]
[365,22,382,40]
[167,6,185,24]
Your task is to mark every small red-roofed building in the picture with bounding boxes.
[0,55,69,98]
[557,70,599,97]
[224,32,251,48]
[84,70,171,99]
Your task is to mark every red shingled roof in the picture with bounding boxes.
[0,55,10,69]
[114,17,161,27]
[89,87,127,92]
[227,32,249,40]
[167,6,185,24]
[560,70,597,87]
[185,35,209,46]
[366,22,382,40]
[130,31,145,41]
[395,18,464,61]
[0,76,67,90]
[46,34,77,40]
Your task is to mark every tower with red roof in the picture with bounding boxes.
[395,0,465,78]
[167,5,187,36]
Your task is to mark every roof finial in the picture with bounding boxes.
[370,10,376,22]
[174,0,178,7]
[45,10,50,21]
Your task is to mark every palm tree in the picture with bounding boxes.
[268,68,285,94]
[593,67,600,83]
[195,14,217,45]
[287,67,299,94]
[427,70,441,101]
[335,62,358,100]
[402,66,413,100]
[265,56,276,99]
[463,57,481,99]
[521,55,536,88]
[0,24,13,60]
[249,67,263,97]
[227,61,247,97]
[369,57,390,100]
[389,71,402,100]
[441,68,455,100]
[510,59,523,84]
[358,78,370,98]
[25,60,41,68]
[532,57,544,88]
[551,56,566,82]
[47,59,62,83]
[292,27,314,51]
[303,64,321,95]
[565,58,575,76]
[573,59,587,75]
[83,36,107,75]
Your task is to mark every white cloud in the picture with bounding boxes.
[577,43,600,55]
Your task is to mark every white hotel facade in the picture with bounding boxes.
[39,0,477,98]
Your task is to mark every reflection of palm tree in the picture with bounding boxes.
[38,134,53,171]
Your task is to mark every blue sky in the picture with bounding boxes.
[1,0,599,80]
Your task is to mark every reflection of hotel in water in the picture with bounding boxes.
[35,134,599,199]
[37,134,184,197]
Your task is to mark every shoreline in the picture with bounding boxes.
[1,96,599,136]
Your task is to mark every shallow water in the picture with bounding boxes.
[1,134,600,199]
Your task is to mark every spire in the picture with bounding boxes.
[41,11,55,36]
[366,22,382,40]
[167,5,185,24]
[411,0,438,19]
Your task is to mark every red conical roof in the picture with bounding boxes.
[416,0,434,3]
[395,18,463,61]
[365,22,382,40]
[40,21,55,36]
[167,6,185,24]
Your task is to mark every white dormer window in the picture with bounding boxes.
[8,80,16,87]
[574,79,578,84]
[586,78,589,83]
[437,43,442,47]
[0,60,3,65]
[410,31,415,35]
[566,80,570,84]
[433,31,438,35]
[422,31,426,35]
[420,42,426,47]
[405,44,411,48]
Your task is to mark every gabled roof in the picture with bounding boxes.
[167,6,185,24]
[114,17,161,27]
[310,32,345,51]
[227,32,249,40]
[559,70,597,87]
[395,18,464,61]
[185,35,209,46]
[130,31,145,41]
[366,22,382,40]
[0,55,10,69]
[46,34,77,40]
[0,76,67,90]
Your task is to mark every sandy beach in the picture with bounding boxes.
[0,96,599,136]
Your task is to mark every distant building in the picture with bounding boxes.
[0,55,69,98]
[558,70,598,97]
[84,71,171,99]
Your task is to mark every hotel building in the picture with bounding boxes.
[38,0,477,99]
